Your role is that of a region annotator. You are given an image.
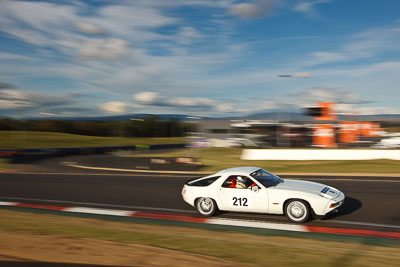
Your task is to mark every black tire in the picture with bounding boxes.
[196,197,217,216]
[284,199,310,223]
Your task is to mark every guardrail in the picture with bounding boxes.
[0,144,185,158]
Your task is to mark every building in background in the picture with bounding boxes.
[187,102,387,148]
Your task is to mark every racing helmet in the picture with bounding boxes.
[237,176,246,183]
[236,176,246,187]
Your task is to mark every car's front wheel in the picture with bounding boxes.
[196,197,217,216]
[284,199,310,223]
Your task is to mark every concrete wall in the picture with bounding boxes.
[241,149,400,160]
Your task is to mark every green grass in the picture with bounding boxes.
[0,210,399,266]
[0,159,10,171]
[131,147,400,174]
[0,131,185,149]
[1,131,398,174]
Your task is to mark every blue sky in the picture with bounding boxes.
[0,0,399,117]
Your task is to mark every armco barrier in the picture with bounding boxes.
[0,144,186,158]
[0,146,136,158]
[149,143,186,150]
[241,149,400,160]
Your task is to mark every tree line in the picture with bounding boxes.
[0,116,195,138]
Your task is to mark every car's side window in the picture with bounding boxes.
[222,175,254,189]
[222,176,236,188]
[187,176,220,186]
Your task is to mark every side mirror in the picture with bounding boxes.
[251,185,259,193]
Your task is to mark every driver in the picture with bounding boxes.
[236,176,257,189]
[236,176,247,188]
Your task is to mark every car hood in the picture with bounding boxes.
[274,179,340,199]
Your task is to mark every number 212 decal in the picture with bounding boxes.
[232,197,248,207]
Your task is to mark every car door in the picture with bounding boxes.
[218,175,269,213]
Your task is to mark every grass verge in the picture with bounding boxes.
[129,147,400,174]
[0,210,399,266]
[1,132,399,174]
[0,131,185,149]
[0,159,10,171]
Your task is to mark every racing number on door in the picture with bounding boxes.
[232,197,248,207]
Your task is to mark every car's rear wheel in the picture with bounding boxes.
[285,200,310,223]
[196,197,217,216]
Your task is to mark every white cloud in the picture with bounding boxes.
[0,52,36,61]
[79,38,130,60]
[134,92,160,104]
[229,0,276,18]
[97,4,178,30]
[296,87,368,107]
[0,0,79,47]
[0,99,35,109]
[324,61,400,78]
[294,2,313,13]
[177,26,205,45]
[294,0,331,17]
[0,0,177,60]
[77,22,104,35]
[0,88,76,110]
[0,89,29,100]
[132,91,238,113]
[130,91,283,115]
[0,0,78,32]
[0,0,398,117]
[310,52,347,65]
[303,25,400,67]
[229,3,262,18]
[334,104,400,115]
[355,107,400,115]
[293,72,312,78]
[100,101,127,114]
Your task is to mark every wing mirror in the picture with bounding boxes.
[251,185,259,193]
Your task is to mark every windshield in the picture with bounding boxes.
[250,169,284,188]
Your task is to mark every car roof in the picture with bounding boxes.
[215,167,261,176]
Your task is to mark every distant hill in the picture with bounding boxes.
[235,112,400,122]
[236,112,310,122]
[349,114,400,121]
[27,114,212,121]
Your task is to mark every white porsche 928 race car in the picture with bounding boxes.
[182,167,345,223]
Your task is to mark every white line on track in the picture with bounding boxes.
[0,201,18,206]
[216,212,400,230]
[208,218,307,232]
[222,212,287,221]
[1,196,399,230]
[0,196,197,214]
[64,207,134,216]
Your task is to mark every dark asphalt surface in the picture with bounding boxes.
[0,171,399,232]
[8,154,203,173]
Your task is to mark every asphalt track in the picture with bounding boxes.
[0,171,399,233]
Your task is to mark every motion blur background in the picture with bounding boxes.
[0,0,399,152]
[0,1,399,266]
